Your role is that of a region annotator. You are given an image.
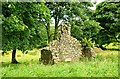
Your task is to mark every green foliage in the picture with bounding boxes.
[45,2,97,42]
[46,2,71,40]
[82,20,101,40]
[93,2,120,46]
[71,20,101,48]
[81,38,94,48]
[3,14,27,32]
[2,2,50,52]
[63,2,101,48]
[2,14,29,51]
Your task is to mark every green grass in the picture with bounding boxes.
[1,48,118,77]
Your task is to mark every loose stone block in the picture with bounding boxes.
[82,47,95,59]
[40,49,54,65]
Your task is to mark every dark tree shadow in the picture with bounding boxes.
[105,48,120,51]
[1,62,21,68]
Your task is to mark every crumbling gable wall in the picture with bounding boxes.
[40,23,82,64]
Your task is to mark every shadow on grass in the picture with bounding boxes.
[1,61,39,68]
[1,62,21,67]
[105,48,120,51]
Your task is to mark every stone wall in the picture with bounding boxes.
[41,23,82,64]
[82,47,95,59]
[40,49,54,65]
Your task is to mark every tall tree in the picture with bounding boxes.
[46,2,70,40]
[46,2,101,48]
[68,2,102,48]
[2,2,51,63]
[93,2,120,49]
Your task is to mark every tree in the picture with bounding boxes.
[2,2,51,63]
[67,2,102,48]
[45,2,103,50]
[46,2,71,40]
[93,2,120,49]
[71,20,101,48]
[46,2,95,41]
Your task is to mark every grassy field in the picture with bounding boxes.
[1,43,119,77]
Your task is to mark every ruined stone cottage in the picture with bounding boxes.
[40,22,82,64]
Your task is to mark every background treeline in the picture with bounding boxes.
[1,1,120,63]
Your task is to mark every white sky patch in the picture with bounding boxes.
[91,0,105,4]
[90,0,105,10]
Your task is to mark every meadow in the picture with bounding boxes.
[1,43,119,77]
[1,2,120,78]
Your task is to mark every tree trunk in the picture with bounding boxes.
[11,49,19,64]
[54,20,59,40]
[46,22,51,43]
[54,8,59,40]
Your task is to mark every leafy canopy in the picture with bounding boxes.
[2,2,51,52]
[93,2,120,46]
